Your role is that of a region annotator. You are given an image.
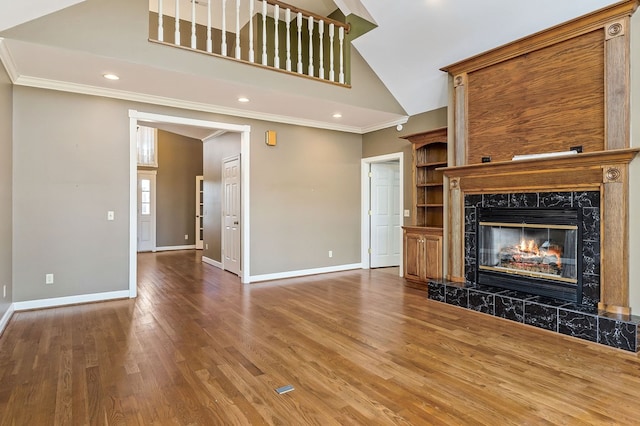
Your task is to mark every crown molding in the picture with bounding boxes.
[7,72,405,134]
[0,38,19,82]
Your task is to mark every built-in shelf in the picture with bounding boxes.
[402,127,448,228]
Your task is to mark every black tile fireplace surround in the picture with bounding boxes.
[467,191,600,307]
[427,191,640,352]
[476,206,582,303]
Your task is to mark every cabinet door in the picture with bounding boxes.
[424,234,443,279]
[404,232,424,281]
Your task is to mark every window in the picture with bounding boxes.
[137,126,158,167]
[140,178,151,215]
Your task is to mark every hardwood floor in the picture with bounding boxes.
[2,250,640,425]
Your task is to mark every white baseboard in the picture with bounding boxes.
[13,290,131,311]
[155,245,196,252]
[202,256,222,269]
[0,304,15,336]
[250,263,362,283]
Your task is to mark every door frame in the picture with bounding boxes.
[361,152,404,276]
[137,170,157,252]
[128,110,252,299]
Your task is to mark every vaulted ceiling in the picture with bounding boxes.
[0,0,623,133]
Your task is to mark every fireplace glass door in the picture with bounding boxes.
[475,207,582,302]
[478,222,578,283]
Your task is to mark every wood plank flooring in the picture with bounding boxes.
[2,250,640,425]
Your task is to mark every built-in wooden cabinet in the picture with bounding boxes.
[403,227,443,283]
[402,128,447,285]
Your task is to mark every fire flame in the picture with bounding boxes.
[516,239,562,268]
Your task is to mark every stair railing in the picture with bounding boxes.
[150,0,350,85]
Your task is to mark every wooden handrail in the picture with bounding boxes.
[267,0,349,32]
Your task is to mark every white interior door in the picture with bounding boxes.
[223,156,241,275]
[370,162,401,267]
[195,175,204,249]
[137,171,156,252]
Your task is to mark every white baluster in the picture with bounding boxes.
[221,0,227,56]
[235,0,241,59]
[158,0,164,41]
[174,0,180,45]
[296,12,303,74]
[261,0,268,65]
[318,20,324,79]
[248,0,254,62]
[207,0,212,52]
[329,23,335,82]
[273,5,280,68]
[191,0,197,48]
[307,16,314,76]
[285,8,292,71]
[339,26,345,84]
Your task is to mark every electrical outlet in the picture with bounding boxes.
[45,273,54,285]
[328,250,333,258]
[205,243,209,250]
[184,234,189,240]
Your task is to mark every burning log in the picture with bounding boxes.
[498,240,563,276]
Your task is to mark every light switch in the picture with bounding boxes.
[404,209,410,217]
[107,211,115,221]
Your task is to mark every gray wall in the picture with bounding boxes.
[202,133,241,263]
[362,107,448,226]
[250,125,362,274]
[628,9,639,312]
[156,130,203,247]
[13,87,130,302]
[0,64,12,315]
[11,84,364,301]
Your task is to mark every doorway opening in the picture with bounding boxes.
[128,110,252,298]
[361,152,404,276]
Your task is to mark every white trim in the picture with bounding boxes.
[250,263,362,283]
[7,73,408,135]
[0,38,19,82]
[128,110,251,295]
[155,244,196,251]
[129,117,138,298]
[361,152,404,277]
[13,290,130,311]
[0,304,15,336]
[202,256,223,269]
[240,132,250,283]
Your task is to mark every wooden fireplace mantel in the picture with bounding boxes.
[443,148,640,315]
[442,148,640,192]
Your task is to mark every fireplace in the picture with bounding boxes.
[463,191,601,308]
[476,207,581,303]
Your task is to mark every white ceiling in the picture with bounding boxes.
[353,0,621,116]
[0,0,623,133]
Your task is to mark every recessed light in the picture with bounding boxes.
[332,113,342,118]
[103,73,119,80]
[238,97,249,103]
